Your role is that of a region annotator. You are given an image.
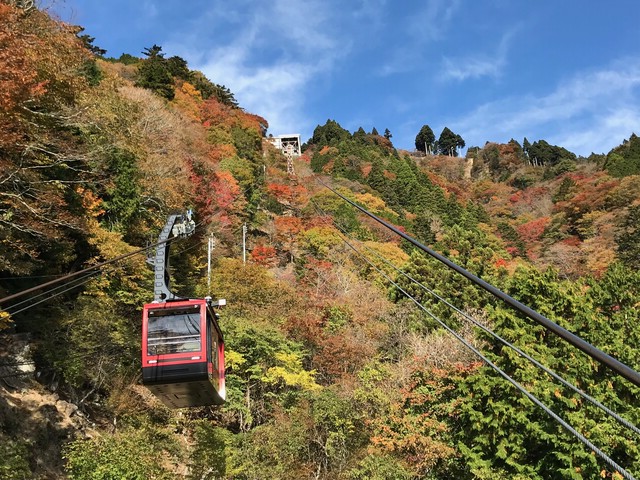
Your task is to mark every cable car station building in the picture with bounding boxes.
[267,134,302,157]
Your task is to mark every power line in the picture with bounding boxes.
[315,198,640,437]
[0,274,69,280]
[3,240,206,318]
[330,221,636,480]
[320,180,640,388]
[6,273,100,317]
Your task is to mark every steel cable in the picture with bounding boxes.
[328,218,636,480]
[327,214,640,438]
[318,180,640,387]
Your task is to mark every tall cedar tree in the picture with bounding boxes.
[415,124,435,153]
[437,127,465,157]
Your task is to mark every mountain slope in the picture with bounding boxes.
[0,4,638,479]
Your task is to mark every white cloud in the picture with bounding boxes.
[451,59,640,154]
[352,0,388,23]
[376,49,423,76]
[378,0,462,77]
[408,0,461,42]
[552,108,640,155]
[440,57,503,81]
[440,28,517,81]
[164,0,352,139]
[141,0,158,19]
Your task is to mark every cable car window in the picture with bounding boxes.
[147,307,201,355]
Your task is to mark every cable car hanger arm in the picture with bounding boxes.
[148,211,196,302]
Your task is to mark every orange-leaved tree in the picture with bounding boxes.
[0,4,93,273]
[274,216,303,262]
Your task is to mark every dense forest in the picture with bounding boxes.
[1,3,639,479]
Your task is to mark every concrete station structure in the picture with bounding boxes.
[267,134,302,157]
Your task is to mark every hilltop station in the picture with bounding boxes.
[267,134,302,157]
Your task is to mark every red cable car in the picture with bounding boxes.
[141,212,226,408]
[142,298,225,408]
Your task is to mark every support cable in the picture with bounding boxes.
[2,238,204,318]
[4,271,99,314]
[0,274,69,280]
[330,222,636,480]
[0,214,203,308]
[0,238,175,306]
[6,272,101,317]
[328,215,640,438]
[319,180,640,388]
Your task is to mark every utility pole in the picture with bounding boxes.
[242,223,247,264]
[207,234,215,293]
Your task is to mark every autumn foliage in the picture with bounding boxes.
[2,6,640,479]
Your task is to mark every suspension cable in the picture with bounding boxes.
[0,237,175,306]
[319,180,640,388]
[7,272,101,317]
[4,271,99,314]
[330,221,636,480]
[325,213,640,438]
[2,234,208,318]
[0,211,207,308]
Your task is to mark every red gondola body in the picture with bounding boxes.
[142,298,225,408]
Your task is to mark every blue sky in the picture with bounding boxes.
[50,0,640,156]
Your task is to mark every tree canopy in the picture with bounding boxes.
[437,126,466,156]
[311,119,352,147]
[415,124,435,153]
[605,133,640,177]
[523,138,576,166]
[1,5,639,479]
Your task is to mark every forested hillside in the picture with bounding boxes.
[1,4,639,479]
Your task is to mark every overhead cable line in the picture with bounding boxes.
[0,239,173,306]
[4,271,100,315]
[0,274,69,281]
[2,235,207,318]
[315,199,640,437]
[6,272,101,317]
[329,222,636,480]
[319,180,640,388]
[327,215,640,438]
[0,213,202,308]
